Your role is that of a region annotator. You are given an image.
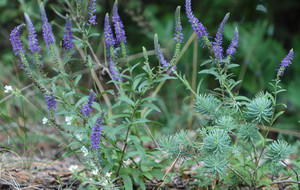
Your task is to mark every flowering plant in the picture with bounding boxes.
[6,0,298,189]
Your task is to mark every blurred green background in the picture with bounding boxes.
[1,0,299,146]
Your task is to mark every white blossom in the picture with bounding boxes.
[65,116,73,125]
[4,85,13,93]
[75,134,83,141]
[69,165,78,173]
[42,117,48,124]
[102,179,108,186]
[92,169,98,175]
[81,146,88,156]
[105,172,112,178]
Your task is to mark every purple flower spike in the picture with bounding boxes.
[213,13,230,60]
[112,0,127,43]
[88,0,97,25]
[63,15,73,50]
[226,28,239,56]
[185,0,208,39]
[24,14,40,53]
[154,34,170,69]
[10,24,25,57]
[173,6,183,43]
[91,113,104,150]
[104,13,116,49]
[44,92,56,112]
[277,49,294,77]
[81,90,95,117]
[40,2,55,48]
[109,59,120,81]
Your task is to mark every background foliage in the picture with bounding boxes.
[0,0,299,153]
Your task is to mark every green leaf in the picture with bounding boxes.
[273,110,285,121]
[132,168,141,183]
[64,90,75,98]
[200,59,213,66]
[137,179,146,190]
[124,151,140,160]
[102,161,114,174]
[103,148,113,164]
[74,74,82,86]
[235,96,250,102]
[138,81,149,92]
[133,142,146,160]
[229,80,242,90]
[132,118,151,125]
[74,96,88,109]
[132,77,142,91]
[150,169,164,179]
[118,96,135,106]
[199,68,221,81]
[156,75,177,82]
[142,172,153,179]
[130,62,142,73]
[121,175,133,190]
[227,63,239,69]
[142,102,161,113]
[143,97,156,101]
[87,33,100,38]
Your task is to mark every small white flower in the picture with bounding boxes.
[92,169,98,175]
[42,117,48,124]
[69,165,78,173]
[102,179,108,186]
[105,172,112,178]
[81,146,88,156]
[65,116,73,125]
[4,85,13,93]
[284,158,291,165]
[75,134,83,141]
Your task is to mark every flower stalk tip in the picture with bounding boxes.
[185,0,208,39]
[40,2,55,48]
[88,0,97,25]
[154,34,170,69]
[104,13,116,49]
[62,14,73,50]
[24,13,40,53]
[213,13,230,60]
[173,6,183,43]
[277,49,294,77]
[112,0,127,43]
[226,27,239,57]
[10,24,26,57]
[44,92,56,112]
[91,113,104,150]
[81,90,95,117]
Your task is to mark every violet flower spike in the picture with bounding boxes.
[63,15,73,50]
[226,27,239,56]
[185,0,208,38]
[173,6,183,43]
[81,90,95,117]
[88,0,97,25]
[112,0,127,43]
[10,24,25,57]
[44,92,56,112]
[91,113,104,150]
[213,13,230,60]
[40,2,55,48]
[154,34,169,69]
[104,13,116,49]
[109,59,120,81]
[277,49,294,77]
[24,13,40,53]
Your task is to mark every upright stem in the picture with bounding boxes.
[281,160,300,190]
